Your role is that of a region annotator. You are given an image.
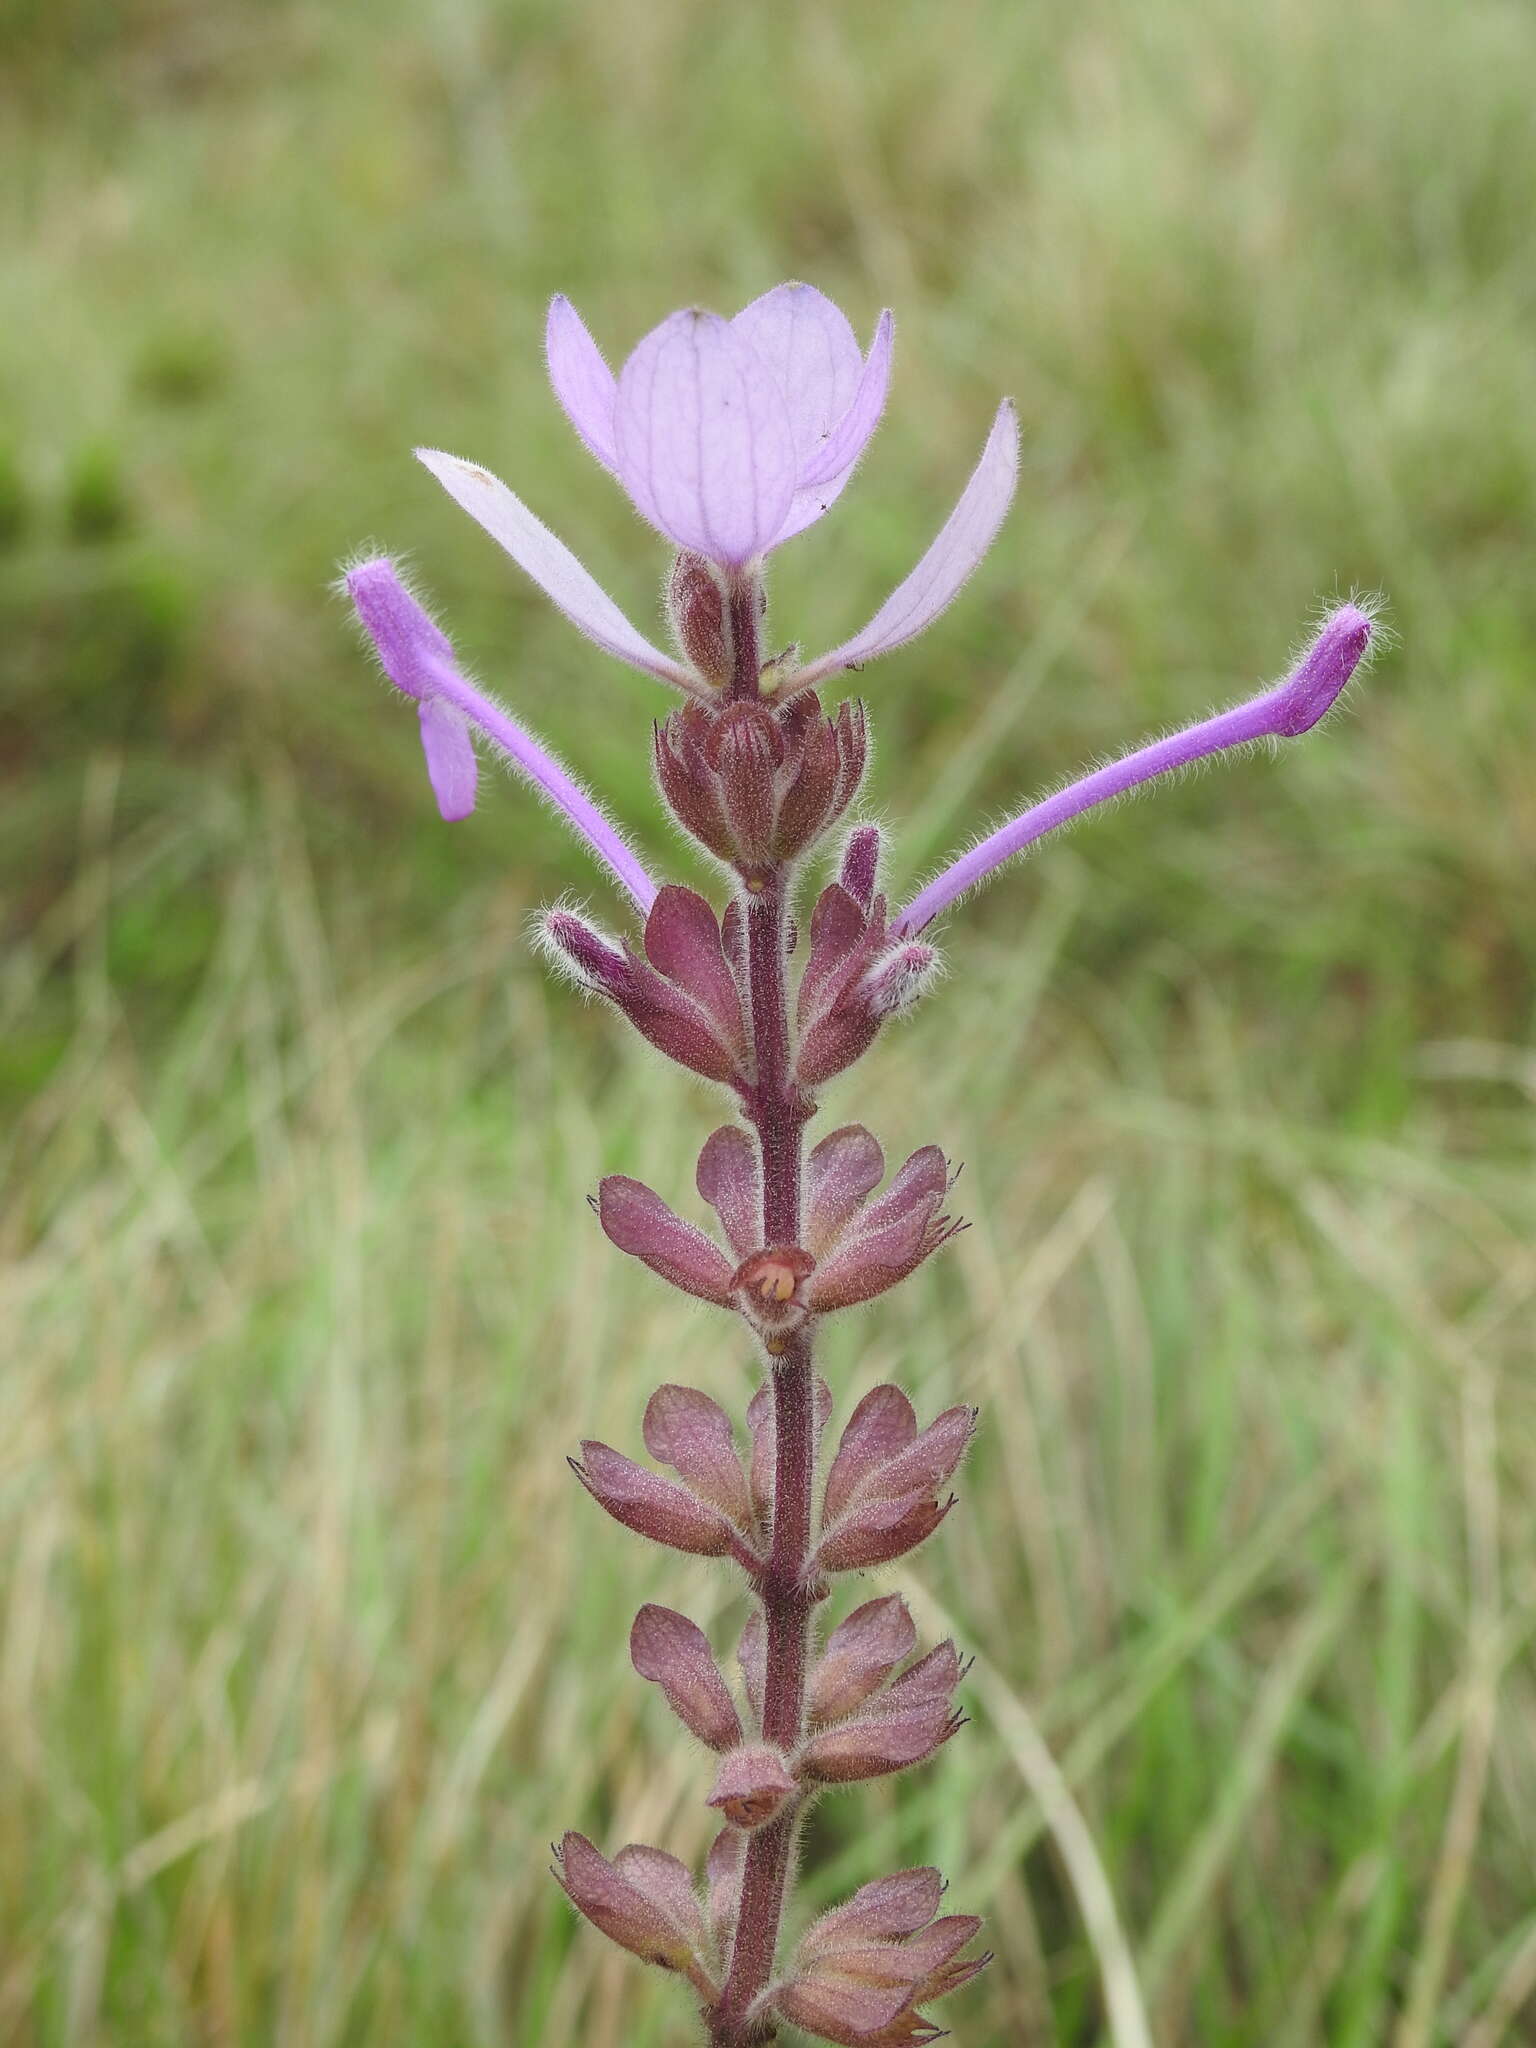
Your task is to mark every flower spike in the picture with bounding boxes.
[897,600,1378,934]
[345,279,1378,2048]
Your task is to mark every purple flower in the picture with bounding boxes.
[417,284,1019,698]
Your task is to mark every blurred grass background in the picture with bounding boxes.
[3,0,1535,2042]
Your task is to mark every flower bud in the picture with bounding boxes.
[706,1742,798,1830]
[553,1832,706,1976]
[839,824,883,911]
[630,1605,743,1751]
[716,702,784,869]
[666,551,734,687]
[808,1596,917,1727]
[861,941,940,1020]
[1270,602,1374,737]
[654,693,866,878]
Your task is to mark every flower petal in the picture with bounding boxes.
[546,294,620,472]
[797,309,894,492]
[416,697,478,821]
[794,400,1019,686]
[348,560,656,911]
[614,310,798,567]
[730,283,863,477]
[414,448,691,688]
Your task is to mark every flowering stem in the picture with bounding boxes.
[712,879,815,2045]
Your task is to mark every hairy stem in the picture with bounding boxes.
[710,880,815,2045]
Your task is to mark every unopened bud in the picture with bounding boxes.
[1270,602,1374,737]
[860,941,940,1020]
[538,905,629,992]
[666,552,734,687]
[839,824,883,910]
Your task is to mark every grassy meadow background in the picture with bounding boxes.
[4,0,1536,2042]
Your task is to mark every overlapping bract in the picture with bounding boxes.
[655,690,867,886]
[778,1868,991,2045]
[596,1119,963,1347]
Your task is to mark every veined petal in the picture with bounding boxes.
[614,310,798,567]
[730,283,863,477]
[794,400,1019,687]
[546,295,620,472]
[414,448,692,689]
[797,309,894,492]
[416,697,478,822]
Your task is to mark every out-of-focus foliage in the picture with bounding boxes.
[3,2,1534,2044]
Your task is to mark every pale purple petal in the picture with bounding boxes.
[771,310,896,547]
[414,449,691,689]
[797,309,894,491]
[613,310,798,567]
[730,283,862,475]
[346,559,657,912]
[417,698,477,821]
[794,400,1019,687]
[546,295,620,473]
[895,602,1377,935]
